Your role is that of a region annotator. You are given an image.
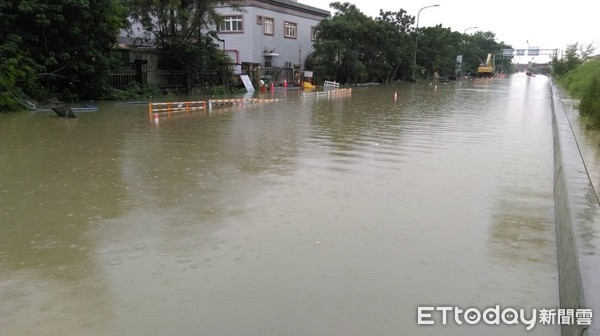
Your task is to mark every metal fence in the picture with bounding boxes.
[148,70,186,88]
[261,67,293,85]
[108,69,186,89]
[107,69,136,89]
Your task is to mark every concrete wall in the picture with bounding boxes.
[551,81,600,336]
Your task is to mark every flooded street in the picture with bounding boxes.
[1,75,559,335]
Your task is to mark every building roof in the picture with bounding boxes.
[245,0,330,17]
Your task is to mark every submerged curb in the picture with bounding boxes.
[551,81,600,336]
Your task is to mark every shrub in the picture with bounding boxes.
[559,58,600,98]
[102,81,164,100]
[0,92,22,112]
[579,73,600,128]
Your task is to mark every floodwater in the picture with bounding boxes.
[1,75,559,335]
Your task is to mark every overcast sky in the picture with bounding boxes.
[301,0,598,54]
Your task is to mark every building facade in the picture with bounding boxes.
[214,0,329,73]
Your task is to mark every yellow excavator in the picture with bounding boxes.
[476,53,494,77]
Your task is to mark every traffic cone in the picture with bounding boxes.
[283,79,288,87]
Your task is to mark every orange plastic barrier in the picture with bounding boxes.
[148,101,207,115]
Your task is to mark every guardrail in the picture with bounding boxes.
[207,98,279,108]
[301,88,352,98]
[148,98,281,119]
[148,101,207,116]
[323,80,340,89]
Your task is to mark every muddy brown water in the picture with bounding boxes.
[1,75,559,335]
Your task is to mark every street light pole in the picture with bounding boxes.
[463,26,478,34]
[412,4,439,80]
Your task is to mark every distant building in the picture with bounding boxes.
[213,0,330,74]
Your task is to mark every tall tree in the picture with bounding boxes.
[126,0,241,67]
[0,0,128,105]
[417,25,461,78]
[0,34,36,110]
[375,9,414,81]
[127,0,240,47]
[309,2,512,83]
[310,2,372,83]
[551,43,595,78]
[310,2,415,83]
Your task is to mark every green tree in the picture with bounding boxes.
[0,0,127,100]
[309,2,511,82]
[310,2,372,83]
[0,0,128,109]
[552,45,600,129]
[559,57,600,97]
[126,0,241,49]
[375,9,414,81]
[0,35,36,110]
[551,43,595,78]
[126,0,241,87]
[416,25,461,78]
[310,2,415,83]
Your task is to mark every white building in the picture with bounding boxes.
[213,0,330,72]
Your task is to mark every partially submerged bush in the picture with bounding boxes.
[103,82,164,100]
[559,58,600,98]
[579,73,600,128]
[0,91,22,112]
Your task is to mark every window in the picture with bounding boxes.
[311,26,318,41]
[284,21,297,38]
[219,16,243,33]
[264,18,274,35]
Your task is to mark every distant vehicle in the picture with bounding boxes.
[477,53,494,77]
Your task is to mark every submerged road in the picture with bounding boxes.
[1,74,561,335]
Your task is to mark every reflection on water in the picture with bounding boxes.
[1,75,558,335]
